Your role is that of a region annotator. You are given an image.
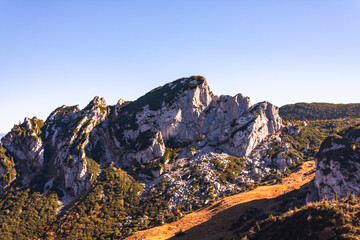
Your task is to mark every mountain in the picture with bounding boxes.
[3,76,360,239]
[125,118,360,239]
[1,76,299,239]
[279,103,360,121]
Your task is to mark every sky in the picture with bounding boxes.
[1,1,360,133]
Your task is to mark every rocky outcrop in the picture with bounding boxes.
[286,122,301,136]
[217,101,282,156]
[89,76,282,171]
[0,75,284,206]
[2,117,44,179]
[315,124,360,200]
[41,96,108,197]
[0,97,108,197]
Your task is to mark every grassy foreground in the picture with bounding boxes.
[126,161,315,240]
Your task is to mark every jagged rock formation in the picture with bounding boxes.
[2,117,44,180]
[0,76,285,209]
[88,77,281,167]
[315,124,360,200]
[1,97,108,198]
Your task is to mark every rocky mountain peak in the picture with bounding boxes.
[85,96,107,109]
[88,76,282,178]
[116,76,213,115]
[47,105,81,122]
[116,98,125,107]
[1,117,44,187]
[0,76,284,208]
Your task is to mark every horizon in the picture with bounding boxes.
[1,1,360,133]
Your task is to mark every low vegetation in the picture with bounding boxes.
[0,188,59,239]
[0,143,16,186]
[212,156,246,184]
[11,117,43,141]
[317,123,360,170]
[244,196,360,240]
[48,166,144,239]
[280,102,360,121]
[280,118,360,161]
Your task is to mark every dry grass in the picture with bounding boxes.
[125,161,315,240]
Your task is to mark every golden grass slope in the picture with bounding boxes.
[126,161,315,240]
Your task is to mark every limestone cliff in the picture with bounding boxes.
[0,76,284,207]
[88,76,281,168]
[315,124,360,200]
[1,97,108,197]
[2,117,44,180]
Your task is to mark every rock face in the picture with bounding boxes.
[0,76,284,206]
[2,117,44,179]
[1,97,108,197]
[42,96,108,196]
[88,76,282,167]
[315,124,360,200]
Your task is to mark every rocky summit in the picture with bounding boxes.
[0,76,286,202]
[0,76,301,238]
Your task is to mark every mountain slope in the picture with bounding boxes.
[315,123,360,200]
[125,119,360,240]
[280,103,360,121]
[125,161,315,240]
[0,76,293,238]
[244,196,360,240]
[242,121,360,240]
[2,76,360,239]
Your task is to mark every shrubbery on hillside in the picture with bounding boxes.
[0,188,58,239]
[244,196,360,240]
[280,103,360,121]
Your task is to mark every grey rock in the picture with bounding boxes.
[315,125,360,200]
[0,76,286,210]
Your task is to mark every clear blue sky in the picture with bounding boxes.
[1,1,360,133]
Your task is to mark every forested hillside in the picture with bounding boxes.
[280,103,360,121]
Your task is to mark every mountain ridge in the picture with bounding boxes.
[280,102,360,120]
[0,76,359,239]
[4,76,359,239]
[1,76,297,238]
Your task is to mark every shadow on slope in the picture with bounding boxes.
[170,181,316,240]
